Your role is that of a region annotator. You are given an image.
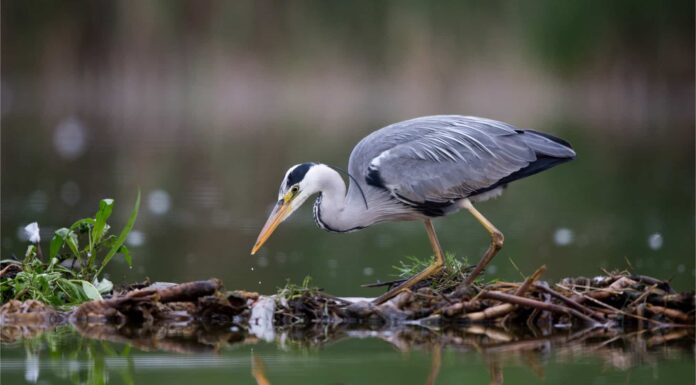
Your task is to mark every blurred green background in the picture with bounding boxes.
[2,0,694,298]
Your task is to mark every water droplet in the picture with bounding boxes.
[677,264,685,273]
[362,267,374,276]
[553,228,574,246]
[648,233,663,250]
[327,259,338,269]
[487,265,498,274]
[250,267,255,271]
[258,281,262,285]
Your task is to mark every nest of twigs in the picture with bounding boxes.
[272,266,694,330]
[1,267,693,345]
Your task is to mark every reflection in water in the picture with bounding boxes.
[251,352,272,385]
[24,350,38,384]
[2,320,692,385]
[425,345,441,385]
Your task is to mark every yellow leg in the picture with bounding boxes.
[373,219,445,304]
[461,199,504,286]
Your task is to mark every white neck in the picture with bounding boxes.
[307,164,372,232]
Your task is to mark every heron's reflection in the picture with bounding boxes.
[251,351,272,385]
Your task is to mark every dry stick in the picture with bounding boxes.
[534,283,606,321]
[501,266,547,325]
[465,302,514,321]
[464,265,546,322]
[626,283,659,308]
[556,283,684,327]
[564,284,695,328]
[479,291,599,325]
[645,304,691,322]
[0,262,22,279]
[515,266,546,296]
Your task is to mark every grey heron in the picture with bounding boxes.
[251,115,575,304]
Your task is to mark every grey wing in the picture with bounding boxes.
[356,115,575,205]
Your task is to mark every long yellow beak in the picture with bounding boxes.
[251,200,291,255]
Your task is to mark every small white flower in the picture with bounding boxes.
[24,222,40,244]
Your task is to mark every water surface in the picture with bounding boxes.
[2,325,694,385]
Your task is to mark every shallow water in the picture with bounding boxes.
[1,325,694,385]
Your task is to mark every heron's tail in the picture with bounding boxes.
[482,130,575,190]
[518,129,576,160]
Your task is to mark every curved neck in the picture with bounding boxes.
[311,165,369,232]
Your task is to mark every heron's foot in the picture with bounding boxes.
[372,262,444,305]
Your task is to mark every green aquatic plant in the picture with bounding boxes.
[393,252,472,291]
[276,275,320,300]
[0,192,140,306]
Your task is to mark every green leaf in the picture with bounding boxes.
[66,234,80,259]
[25,244,37,258]
[95,191,140,278]
[48,257,59,271]
[81,280,102,300]
[54,228,80,259]
[69,218,96,232]
[119,245,133,268]
[49,234,65,259]
[93,198,114,244]
[55,228,70,238]
[94,277,113,294]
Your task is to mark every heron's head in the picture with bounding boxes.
[251,162,322,255]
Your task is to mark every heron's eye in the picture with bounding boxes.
[290,185,299,194]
